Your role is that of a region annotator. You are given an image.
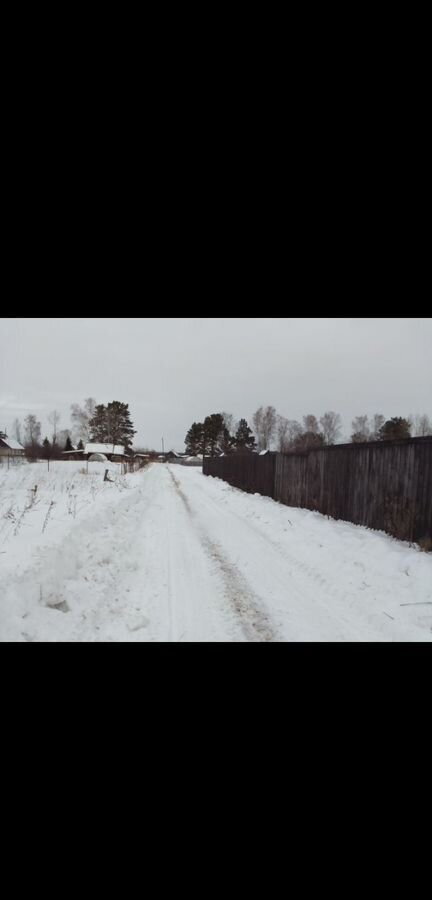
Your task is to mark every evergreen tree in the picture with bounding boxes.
[106,401,136,449]
[203,414,225,457]
[234,419,256,451]
[89,402,136,450]
[65,436,74,452]
[185,422,204,456]
[77,439,84,451]
[185,413,238,456]
[378,417,411,441]
[43,437,51,459]
[88,405,108,442]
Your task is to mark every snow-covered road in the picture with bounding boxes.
[1,463,431,641]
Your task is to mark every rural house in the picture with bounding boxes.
[0,433,25,458]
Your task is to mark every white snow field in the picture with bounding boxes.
[0,461,431,642]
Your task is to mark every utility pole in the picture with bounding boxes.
[162,437,165,455]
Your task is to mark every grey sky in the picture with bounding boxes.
[1,318,431,449]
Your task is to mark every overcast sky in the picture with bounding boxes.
[1,318,431,449]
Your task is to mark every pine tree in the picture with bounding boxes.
[185,414,237,456]
[378,417,411,441]
[203,414,225,457]
[106,401,136,450]
[185,423,204,456]
[89,405,108,442]
[234,419,256,451]
[65,436,74,452]
[89,402,136,450]
[43,437,51,459]
[77,439,84,451]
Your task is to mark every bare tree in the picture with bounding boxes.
[12,418,22,444]
[351,416,370,442]
[286,420,303,448]
[320,411,342,445]
[71,404,86,442]
[222,412,236,436]
[370,414,385,440]
[24,414,41,447]
[85,397,97,419]
[57,429,73,449]
[276,417,304,452]
[253,406,277,451]
[253,408,264,450]
[71,397,97,443]
[294,431,325,451]
[418,414,432,436]
[277,415,290,452]
[275,418,305,452]
[411,414,432,436]
[48,410,61,445]
[303,414,319,434]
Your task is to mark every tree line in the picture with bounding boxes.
[11,399,136,460]
[185,415,256,457]
[185,407,432,457]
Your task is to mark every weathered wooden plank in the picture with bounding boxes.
[204,439,432,543]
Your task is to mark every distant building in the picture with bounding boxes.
[134,453,151,465]
[0,435,25,458]
[85,443,127,462]
[62,449,86,461]
[62,443,128,462]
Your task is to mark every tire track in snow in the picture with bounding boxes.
[170,468,373,641]
[167,469,278,642]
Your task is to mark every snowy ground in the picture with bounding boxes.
[1,461,431,642]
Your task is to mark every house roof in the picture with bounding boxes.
[0,437,25,451]
[85,443,125,455]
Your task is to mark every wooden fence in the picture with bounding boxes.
[203,438,432,544]
[203,452,277,499]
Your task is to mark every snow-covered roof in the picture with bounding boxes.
[0,437,25,451]
[85,443,125,455]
